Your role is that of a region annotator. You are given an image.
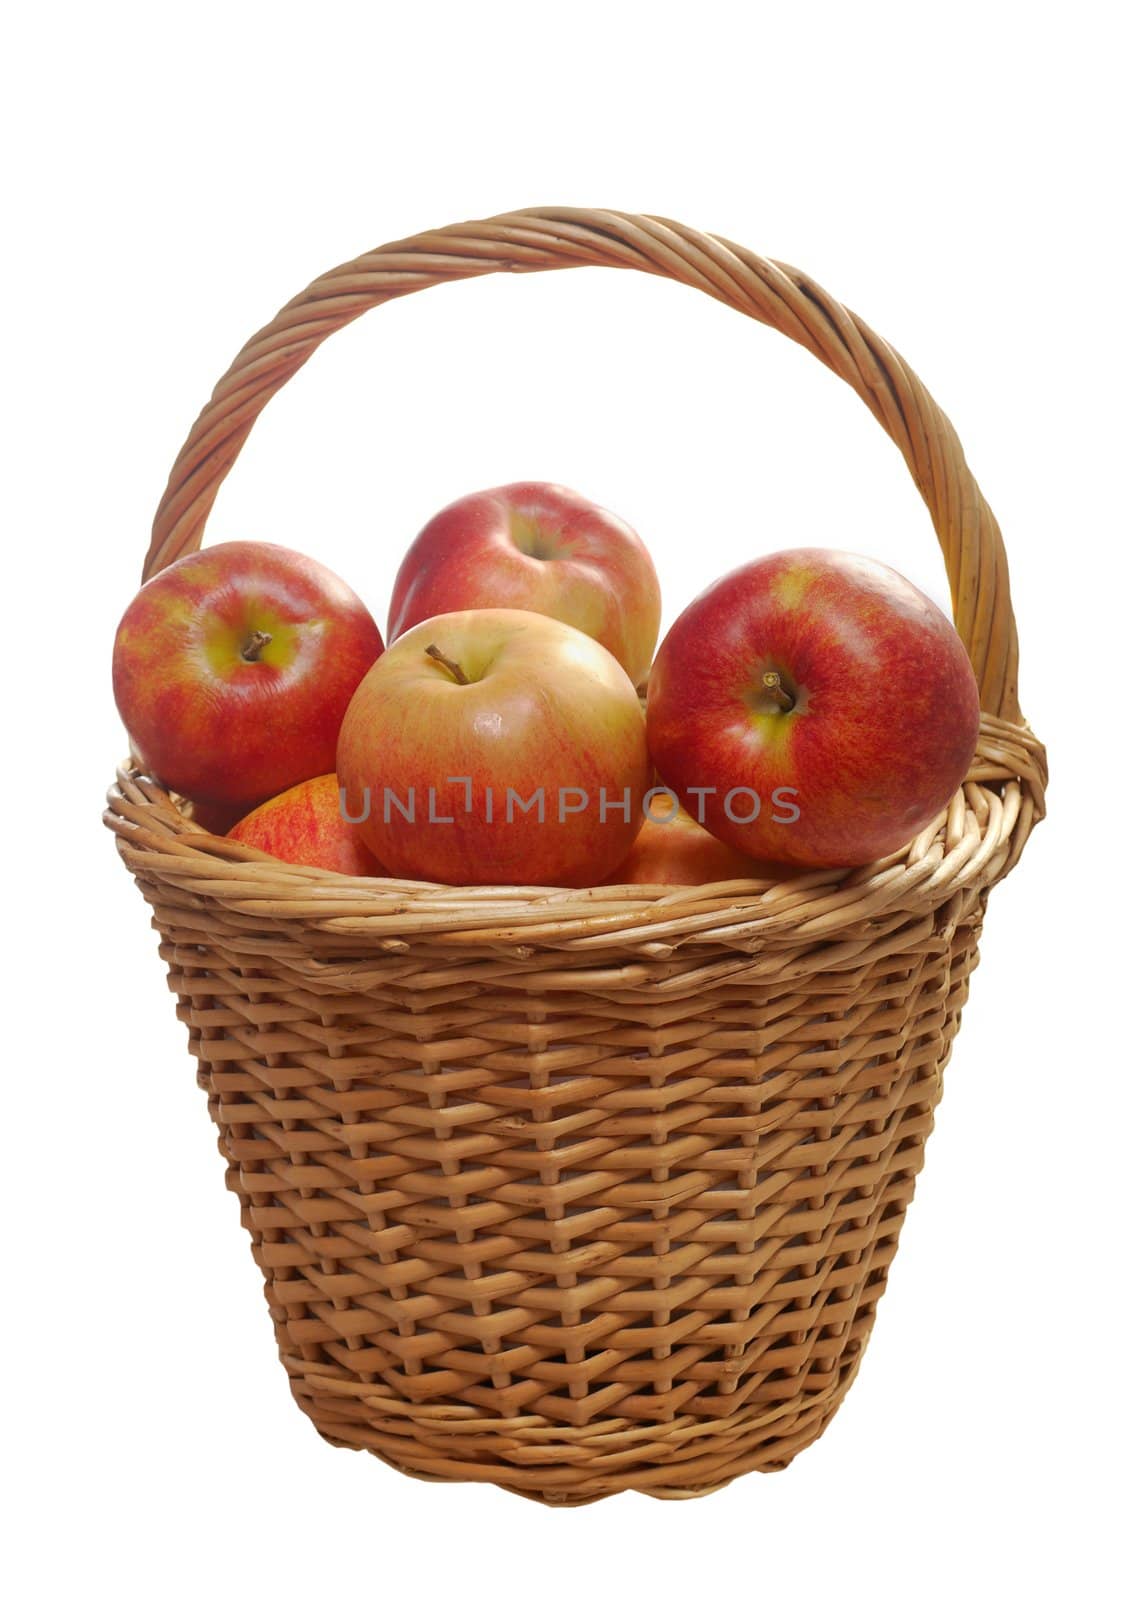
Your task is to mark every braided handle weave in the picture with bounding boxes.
[144,207,1023,723]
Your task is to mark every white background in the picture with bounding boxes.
[5,3,1128,1596]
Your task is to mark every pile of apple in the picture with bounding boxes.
[112,482,981,887]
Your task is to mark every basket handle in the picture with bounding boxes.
[144,206,1023,723]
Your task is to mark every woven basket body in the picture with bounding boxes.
[106,209,1046,1504]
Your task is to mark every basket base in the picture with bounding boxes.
[282,1337,868,1504]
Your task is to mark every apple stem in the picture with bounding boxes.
[426,643,471,685]
[241,630,273,662]
[762,670,795,712]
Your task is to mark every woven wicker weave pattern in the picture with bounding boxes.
[107,209,1047,1503]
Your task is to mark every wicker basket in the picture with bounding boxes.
[105,208,1047,1505]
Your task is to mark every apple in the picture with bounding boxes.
[113,540,383,810]
[227,773,383,876]
[337,608,650,886]
[647,549,981,868]
[601,792,800,885]
[387,482,661,687]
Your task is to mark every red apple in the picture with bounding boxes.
[647,549,981,868]
[227,773,383,876]
[113,540,383,809]
[387,482,661,687]
[337,609,649,886]
[601,793,800,885]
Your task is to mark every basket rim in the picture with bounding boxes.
[105,710,1045,959]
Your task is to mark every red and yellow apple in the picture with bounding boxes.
[337,608,649,886]
[601,793,799,885]
[387,482,662,687]
[647,548,981,867]
[227,773,383,876]
[113,540,383,810]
